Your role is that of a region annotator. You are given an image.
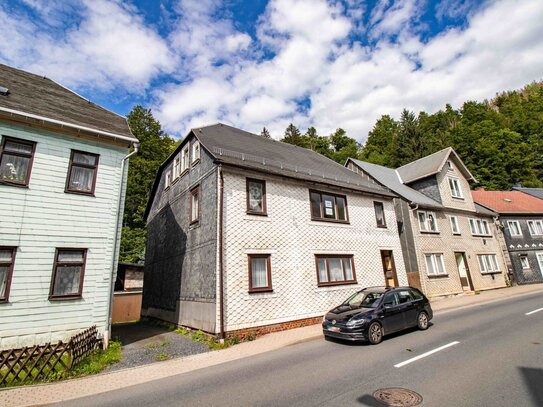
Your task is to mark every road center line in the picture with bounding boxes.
[394,341,460,368]
[525,308,543,316]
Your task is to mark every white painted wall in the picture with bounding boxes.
[0,121,128,349]
[220,168,408,332]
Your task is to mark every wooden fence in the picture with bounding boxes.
[0,326,98,387]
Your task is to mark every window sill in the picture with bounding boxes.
[451,196,464,200]
[317,280,358,287]
[180,169,189,177]
[191,159,200,167]
[376,225,388,229]
[65,190,95,197]
[189,220,200,229]
[0,299,9,304]
[310,219,350,226]
[420,231,440,235]
[49,295,83,301]
[481,271,502,275]
[471,234,493,238]
[427,274,449,279]
[452,233,462,236]
[246,211,268,217]
[248,288,273,294]
[0,180,29,188]
[171,177,180,185]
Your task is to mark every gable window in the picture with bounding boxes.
[418,211,438,233]
[449,216,460,234]
[508,221,522,237]
[0,136,36,186]
[477,254,500,274]
[315,255,356,286]
[66,151,99,195]
[425,253,447,276]
[248,254,272,292]
[520,255,530,269]
[164,170,171,189]
[447,160,453,171]
[527,220,543,236]
[181,146,189,173]
[469,218,491,236]
[448,177,463,198]
[246,178,266,215]
[192,141,200,164]
[189,186,200,224]
[0,247,16,303]
[374,201,386,228]
[50,249,86,299]
[173,156,180,179]
[310,190,348,223]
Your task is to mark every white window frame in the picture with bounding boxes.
[507,220,521,237]
[173,156,180,179]
[181,146,189,173]
[164,170,171,189]
[469,218,491,236]
[519,255,530,269]
[527,220,543,236]
[425,253,447,276]
[448,176,463,198]
[449,215,460,234]
[192,141,200,164]
[447,160,453,171]
[418,210,439,233]
[478,254,500,274]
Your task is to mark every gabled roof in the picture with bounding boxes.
[512,187,543,201]
[0,64,136,143]
[396,147,476,184]
[347,158,442,209]
[472,190,543,214]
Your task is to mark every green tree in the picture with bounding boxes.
[281,123,307,147]
[329,128,360,165]
[360,115,399,167]
[261,127,271,138]
[120,106,175,263]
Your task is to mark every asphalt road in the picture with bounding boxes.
[55,292,543,407]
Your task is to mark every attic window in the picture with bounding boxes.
[447,160,453,171]
[0,86,9,95]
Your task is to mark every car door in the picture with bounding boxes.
[397,289,418,327]
[380,291,405,334]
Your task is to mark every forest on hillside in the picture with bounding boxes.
[120,82,543,263]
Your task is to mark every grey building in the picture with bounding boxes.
[472,189,543,285]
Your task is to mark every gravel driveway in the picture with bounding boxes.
[106,321,210,372]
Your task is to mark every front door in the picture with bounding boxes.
[381,291,405,334]
[455,252,474,291]
[381,250,399,287]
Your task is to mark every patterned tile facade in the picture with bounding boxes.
[220,168,408,332]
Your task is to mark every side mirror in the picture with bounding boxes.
[383,302,393,309]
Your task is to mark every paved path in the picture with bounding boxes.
[0,284,541,407]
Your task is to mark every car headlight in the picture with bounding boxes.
[346,317,366,328]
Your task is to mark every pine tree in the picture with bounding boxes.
[261,127,271,138]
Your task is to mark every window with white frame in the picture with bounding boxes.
[519,255,530,269]
[418,211,438,232]
[173,156,180,179]
[448,177,463,198]
[164,170,171,189]
[181,146,189,172]
[425,254,447,276]
[469,218,491,236]
[507,220,521,237]
[449,216,460,234]
[477,254,500,274]
[527,220,543,236]
[192,141,200,164]
[447,160,453,171]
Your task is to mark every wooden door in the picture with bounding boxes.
[381,250,399,287]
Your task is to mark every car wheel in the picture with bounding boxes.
[368,322,383,345]
[417,311,429,330]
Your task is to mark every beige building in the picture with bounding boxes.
[347,148,508,298]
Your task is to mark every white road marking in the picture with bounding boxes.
[394,341,460,368]
[525,307,543,316]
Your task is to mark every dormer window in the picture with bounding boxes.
[173,156,180,179]
[181,146,189,173]
[448,177,463,198]
[192,141,200,164]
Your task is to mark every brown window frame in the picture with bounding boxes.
[248,254,273,293]
[315,254,357,287]
[373,201,387,228]
[49,248,87,300]
[246,178,267,216]
[0,246,16,303]
[0,136,36,187]
[65,150,99,196]
[189,185,200,225]
[309,190,349,223]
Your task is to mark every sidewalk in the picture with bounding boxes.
[1,284,541,407]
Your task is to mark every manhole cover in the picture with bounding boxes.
[372,388,423,406]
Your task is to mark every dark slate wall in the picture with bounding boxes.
[500,214,543,284]
[394,198,419,273]
[409,176,442,204]
[143,139,218,313]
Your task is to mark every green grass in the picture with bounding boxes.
[155,351,169,361]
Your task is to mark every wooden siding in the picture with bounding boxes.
[0,121,128,349]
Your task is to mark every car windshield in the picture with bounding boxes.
[343,291,384,308]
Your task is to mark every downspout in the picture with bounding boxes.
[104,141,140,348]
[218,165,225,339]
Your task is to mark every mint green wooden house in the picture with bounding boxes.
[0,64,138,349]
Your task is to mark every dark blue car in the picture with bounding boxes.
[322,286,433,344]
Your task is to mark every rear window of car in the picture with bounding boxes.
[409,289,424,300]
[397,290,414,304]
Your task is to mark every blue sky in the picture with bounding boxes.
[1,0,542,140]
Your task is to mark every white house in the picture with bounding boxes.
[143,124,408,338]
[0,64,138,349]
